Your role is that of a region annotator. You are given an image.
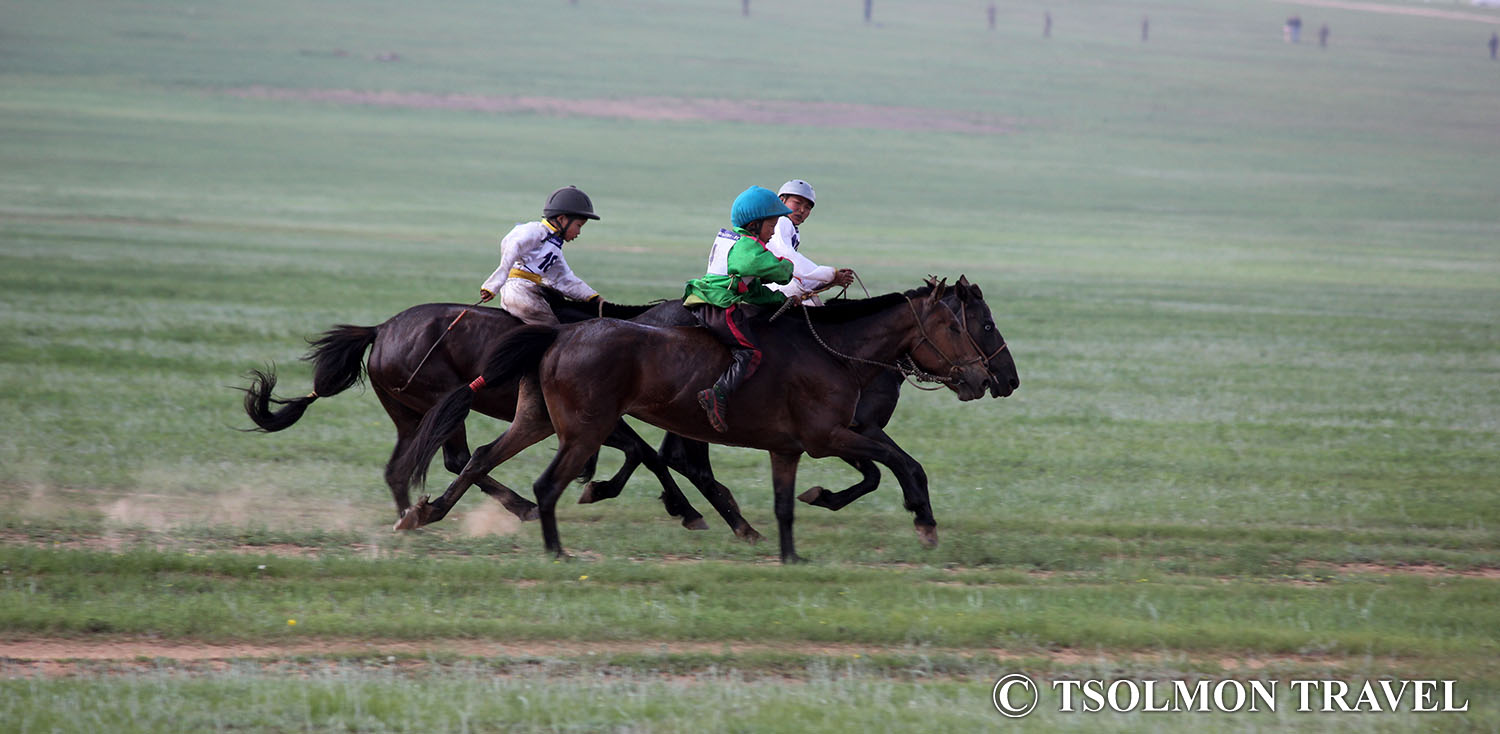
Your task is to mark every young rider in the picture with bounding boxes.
[683,186,795,432]
[479,185,603,326]
[764,179,855,306]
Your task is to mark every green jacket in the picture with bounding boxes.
[683,230,794,308]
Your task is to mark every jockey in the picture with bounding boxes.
[683,186,795,432]
[764,179,855,306]
[479,186,603,325]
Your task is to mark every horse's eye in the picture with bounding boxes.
[984,323,994,332]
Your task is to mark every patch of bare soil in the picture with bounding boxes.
[1298,561,1500,580]
[225,87,1019,135]
[0,637,1403,679]
[1271,0,1500,24]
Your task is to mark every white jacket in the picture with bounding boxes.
[765,217,836,299]
[480,220,597,301]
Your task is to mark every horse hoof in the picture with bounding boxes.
[394,497,430,530]
[736,526,764,545]
[915,524,939,549]
[682,516,709,531]
[577,482,599,504]
[782,553,809,565]
[797,487,825,504]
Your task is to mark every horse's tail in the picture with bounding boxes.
[393,325,560,489]
[240,324,378,432]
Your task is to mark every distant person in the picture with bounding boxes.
[684,186,795,432]
[1490,32,1498,60]
[479,186,604,326]
[1319,24,1329,49]
[1141,16,1149,42]
[1286,15,1302,44]
[864,0,872,24]
[1044,11,1052,38]
[988,2,996,31]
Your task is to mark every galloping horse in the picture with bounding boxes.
[392,279,1002,563]
[239,298,747,532]
[654,275,1016,515]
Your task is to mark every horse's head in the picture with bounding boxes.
[945,275,1019,398]
[906,278,997,402]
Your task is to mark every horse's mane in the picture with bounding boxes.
[802,283,938,324]
[540,288,659,321]
[537,278,976,325]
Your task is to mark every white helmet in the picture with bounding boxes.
[777,179,816,207]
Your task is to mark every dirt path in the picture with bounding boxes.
[0,636,1394,678]
[225,87,1018,135]
[1271,0,1500,25]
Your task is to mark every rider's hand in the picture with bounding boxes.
[832,269,856,288]
[479,289,494,303]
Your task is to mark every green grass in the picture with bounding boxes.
[2,0,1499,730]
[3,544,1498,656]
[7,665,1490,733]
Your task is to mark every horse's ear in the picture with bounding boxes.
[930,277,947,301]
[954,274,982,301]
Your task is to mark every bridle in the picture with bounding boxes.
[901,297,988,384]
[954,297,1009,378]
[794,292,999,390]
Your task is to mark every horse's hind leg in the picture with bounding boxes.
[441,429,539,522]
[397,377,555,529]
[376,391,423,519]
[659,433,761,543]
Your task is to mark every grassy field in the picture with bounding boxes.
[3,0,1499,731]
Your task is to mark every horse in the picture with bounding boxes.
[238,298,752,535]
[392,279,1004,563]
[651,275,1016,515]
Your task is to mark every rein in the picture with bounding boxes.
[793,295,985,388]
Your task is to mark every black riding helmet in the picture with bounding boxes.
[543,185,600,221]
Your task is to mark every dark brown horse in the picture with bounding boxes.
[393,279,1001,563]
[653,276,1016,515]
[239,298,749,532]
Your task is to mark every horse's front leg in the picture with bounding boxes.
[575,420,641,503]
[819,428,938,549]
[797,456,882,510]
[799,376,903,512]
[769,452,806,564]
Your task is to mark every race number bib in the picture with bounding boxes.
[705,228,737,276]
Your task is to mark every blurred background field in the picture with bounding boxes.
[2,0,1498,731]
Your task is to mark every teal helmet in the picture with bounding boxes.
[730,186,793,230]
